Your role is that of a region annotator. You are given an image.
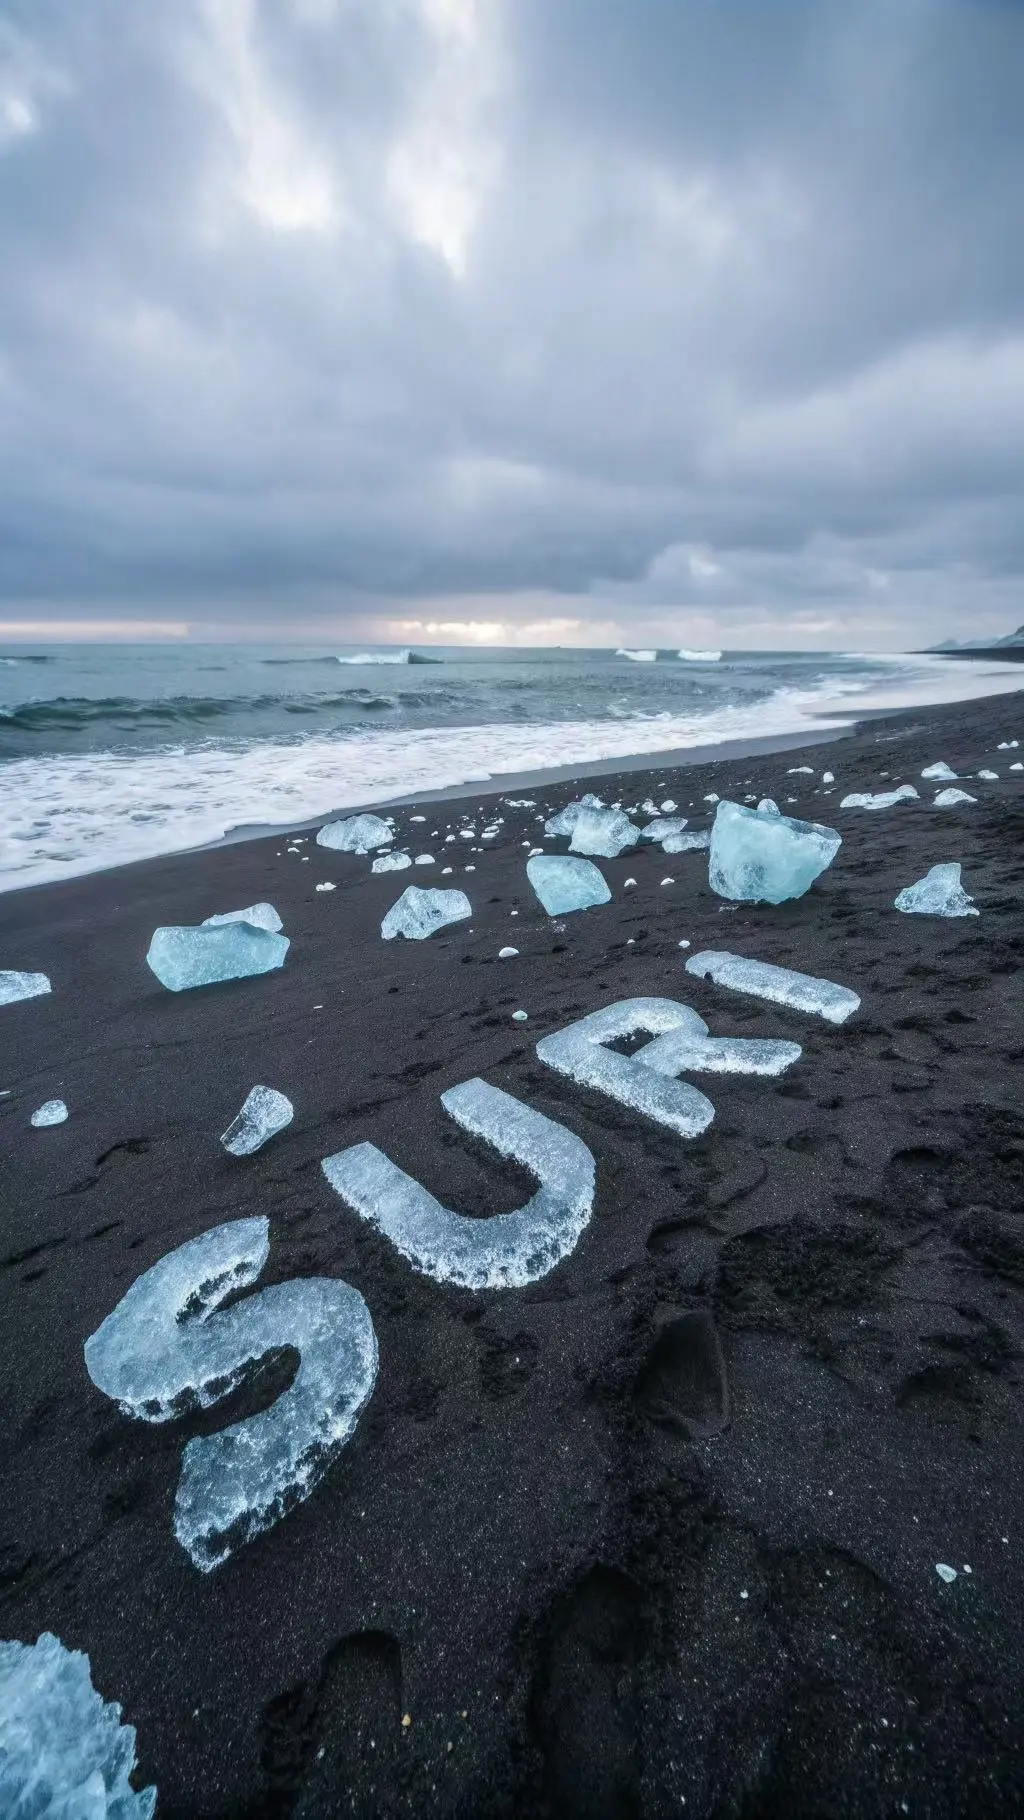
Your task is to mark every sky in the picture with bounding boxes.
[1,0,1022,651]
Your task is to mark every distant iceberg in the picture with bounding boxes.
[677,648,722,661]
[615,648,658,662]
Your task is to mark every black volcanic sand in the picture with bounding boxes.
[2,689,1024,1819]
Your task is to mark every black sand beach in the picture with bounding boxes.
[2,687,1024,1818]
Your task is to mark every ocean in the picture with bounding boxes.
[1,641,1020,892]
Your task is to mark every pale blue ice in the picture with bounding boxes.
[322,1079,595,1289]
[544,793,603,837]
[0,1631,156,1819]
[147,922,289,990]
[895,863,978,917]
[640,817,689,844]
[202,903,283,933]
[933,788,978,807]
[840,786,919,809]
[537,999,716,1137]
[31,1099,68,1127]
[686,951,860,1024]
[568,807,639,858]
[662,830,711,853]
[316,813,393,853]
[380,885,472,939]
[221,1086,294,1155]
[709,801,840,903]
[0,970,51,1008]
[371,851,412,872]
[527,855,610,915]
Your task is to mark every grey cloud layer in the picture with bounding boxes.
[1,0,1022,641]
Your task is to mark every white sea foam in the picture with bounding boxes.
[678,648,722,661]
[615,647,658,662]
[334,649,415,665]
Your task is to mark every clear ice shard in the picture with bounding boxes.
[0,1631,156,1819]
[84,1217,377,1571]
[894,863,979,917]
[316,813,393,853]
[527,855,611,916]
[839,786,919,809]
[202,903,283,933]
[638,1014,801,1078]
[921,762,958,781]
[221,1086,294,1155]
[568,807,639,857]
[640,817,689,843]
[662,830,710,853]
[933,788,977,807]
[321,1079,595,1289]
[708,800,841,904]
[372,851,412,872]
[0,970,51,1008]
[756,798,781,816]
[544,793,603,837]
[380,885,472,940]
[536,1000,716,1137]
[147,923,289,990]
[31,1099,68,1127]
[685,951,860,1024]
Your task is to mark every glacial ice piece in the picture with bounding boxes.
[839,786,919,809]
[894,863,978,918]
[933,788,977,807]
[756,798,781,816]
[641,817,689,844]
[202,903,283,934]
[380,886,472,940]
[662,829,711,853]
[527,855,611,916]
[544,793,603,837]
[84,1217,377,1571]
[1012,762,1023,772]
[822,770,835,784]
[372,851,412,873]
[537,1000,716,1137]
[685,951,860,1024]
[709,801,841,904]
[997,741,1019,750]
[31,1099,68,1127]
[977,769,998,781]
[221,1086,294,1155]
[569,808,639,858]
[638,1013,801,1078]
[787,766,814,775]
[498,946,519,959]
[316,813,393,854]
[147,923,289,990]
[661,799,678,812]
[0,1632,156,1819]
[322,1080,595,1289]
[0,970,51,1008]
[921,762,957,781]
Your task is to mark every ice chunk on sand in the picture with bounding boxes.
[315,881,336,891]
[662,829,711,853]
[685,951,860,1024]
[372,851,412,873]
[512,1009,528,1021]
[498,946,519,959]
[709,801,841,904]
[316,813,393,853]
[839,785,919,809]
[84,1217,377,1571]
[787,766,814,775]
[977,769,998,781]
[381,885,472,940]
[202,903,282,933]
[537,1000,716,1138]
[921,762,958,781]
[997,741,1019,749]
[31,1099,68,1127]
[413,853,435,865]
[322,1080,595,1290]
[639,1013,801,1078]
[527,855,610,916]
[569,807,639,857]
[147,923,289,990]
[757,798,781,815]
[933,788,977,807]
[544,793,603,837]
[641,817,689,844]
[822,770,835,784]
[0,969,51,1007]
[0,1632,156,1819]
[661,798,678,812]
[895,863,978,918]
[221,1086,294,1155]
[1012,762,1023,772]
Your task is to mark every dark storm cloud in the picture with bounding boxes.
[0,0,1022,644]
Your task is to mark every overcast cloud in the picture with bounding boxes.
[0,0,1022,648]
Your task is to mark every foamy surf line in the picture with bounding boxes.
[1,664,1020,891]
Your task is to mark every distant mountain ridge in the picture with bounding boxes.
[928,625,1024,651]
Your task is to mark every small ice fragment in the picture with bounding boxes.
[498,946,519,959]
[203,902,283,933]
[84,1217,377,1571]
[822,770,835,784]
[315,881,336,891]
[569,807,639,858]
[921,762,958,781]
[221,1086,294,1155]
[544,793,603,837]
[661,877,674,886]
[505,798,536,807]
[709,801,841,903]
[686,951,860,1024]
[662,830,711,853]
[757,798,781,815]
[372,851,412,873]
[322,1080,595,1289]
[624,877,637,889]
[977,769,998,781]
[894,863,978,918]
[458,828,476,840]
[704,793,720,804]
[933,788,977,807]
[442,865,453,874]
[0,969,51,1007]
[678,939,691,948]
[641,817,689,844]
[410,814,426,822]
[537,1000,715,1138]
[1012,763,1023,772]
[0,1632,156,1819]
[413,854,435,865]
[381,886,472,940]
[512,1009,528,1022]
[935,1563,957,1584]
[31,1099,68,1127]
[527,855,610,916]
[147,923,289,990]
[787,766,814,774]
[997,741,1019,749]
[660,799,677,812]
[839,786,919,809]
[316,813,393,854]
